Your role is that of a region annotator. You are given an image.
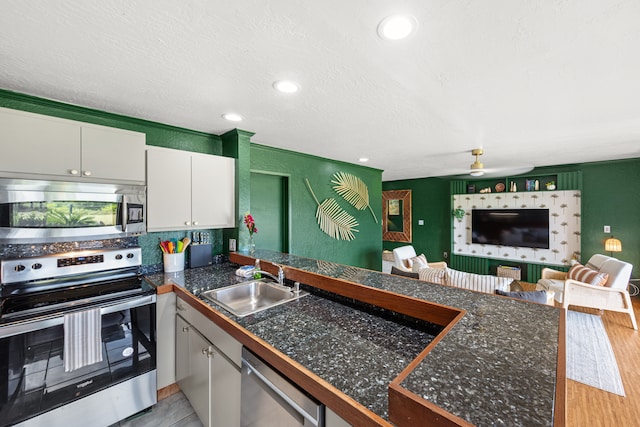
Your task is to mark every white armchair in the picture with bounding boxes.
[537,254,637,330]
[392,245,446,272]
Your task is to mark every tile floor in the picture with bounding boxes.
[110,391,203,427]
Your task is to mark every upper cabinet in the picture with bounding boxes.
[0,107,145,183]
[146,147,235,231]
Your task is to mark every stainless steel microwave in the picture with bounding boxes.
[0,178,146,243]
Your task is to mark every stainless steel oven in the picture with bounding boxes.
[0,178,146,243]
[0,247,156,427]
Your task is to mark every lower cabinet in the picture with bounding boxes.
[175,297,241,427]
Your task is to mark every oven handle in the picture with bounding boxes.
[0,294,156,338]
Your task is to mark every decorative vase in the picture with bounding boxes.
[248,235,256,255]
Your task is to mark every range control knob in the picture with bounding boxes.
[115,254,123,260]
[126,253,135,259]
[14,264,26,272]
[32,263,43,270]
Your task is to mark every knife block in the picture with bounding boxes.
[189,243,212,268]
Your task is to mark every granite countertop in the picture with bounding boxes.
[146,250,560,426]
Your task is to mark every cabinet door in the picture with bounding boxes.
[191,154,235,228]
[210,351,241,427]
[0,107,81,177]
[188,328,213,427]
[146,148,192,231]
[175,315,190,385]
[81,126,145,182]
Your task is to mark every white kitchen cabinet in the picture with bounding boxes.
[0,107,145,183]
[156,292,176,390]
[175,296,241,427]
[80,126,145,182]
[147,147,235,232]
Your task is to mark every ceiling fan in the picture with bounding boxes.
[454,148,534,179]
[469,148,485,176]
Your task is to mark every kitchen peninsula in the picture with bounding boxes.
[147,250,564,426]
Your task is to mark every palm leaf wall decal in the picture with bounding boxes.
[305,178,359,241]
[331,172,378,223]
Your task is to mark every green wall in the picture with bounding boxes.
[250,144,383,269]
[382,178,450,263]
[0,89,225,266]
[383,158,640,278]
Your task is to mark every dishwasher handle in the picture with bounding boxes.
[242,353,322,427]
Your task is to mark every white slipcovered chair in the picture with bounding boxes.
[392,245,446,272]
[537,254,637,330]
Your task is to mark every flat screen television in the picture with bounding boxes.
[471,209,550,249]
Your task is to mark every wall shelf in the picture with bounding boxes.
[451,171,582,195]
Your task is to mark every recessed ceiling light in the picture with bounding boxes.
[377,15,418,40]
[222,113,243,122]
[273,80,299,94]
[359,158,369,163]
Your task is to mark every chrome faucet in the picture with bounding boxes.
[252,261,286,287]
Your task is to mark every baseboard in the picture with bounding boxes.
[157,383,181,401]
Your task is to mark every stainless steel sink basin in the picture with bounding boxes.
[202,279,309,317]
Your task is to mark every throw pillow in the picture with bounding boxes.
[418,267,447,285]
[495,289,548,304]
[390,266,419,279]
[409,254,429,273]
[567,263,609,287]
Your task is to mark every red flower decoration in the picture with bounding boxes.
[243,213,258,235]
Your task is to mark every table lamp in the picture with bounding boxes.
[604,236,622,256]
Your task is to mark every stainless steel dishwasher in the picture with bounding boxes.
[241,348,324,427]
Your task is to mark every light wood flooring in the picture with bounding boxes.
[566,296,640,427]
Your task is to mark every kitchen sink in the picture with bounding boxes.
[202,279,309,317]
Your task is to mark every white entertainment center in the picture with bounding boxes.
[452,190,581,267]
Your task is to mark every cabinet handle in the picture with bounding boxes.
[83,170,92,176]
[69,169,79,175]
[177,303,187,311]
[193,221,199,226]
[202,347,214,358]
[185,221,191,226]
[182,326,189,332]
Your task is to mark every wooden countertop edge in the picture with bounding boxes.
[555,308,568,426]
[230,252,464,327]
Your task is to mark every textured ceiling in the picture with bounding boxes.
[1,0,639,181]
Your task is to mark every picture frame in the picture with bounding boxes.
[382,190,412,242]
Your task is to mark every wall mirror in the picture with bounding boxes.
[382,189,412,242]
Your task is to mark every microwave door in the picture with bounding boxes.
[0,191,124,243]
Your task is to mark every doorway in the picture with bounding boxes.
[249,172,289,253]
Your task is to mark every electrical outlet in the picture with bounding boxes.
[229,238,236,251]
[443,251,448,259]
[604,225,611,233]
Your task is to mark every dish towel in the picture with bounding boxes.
[64,308,103,372]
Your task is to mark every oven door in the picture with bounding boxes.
[0,178,146,243]
[0,294,156,427]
